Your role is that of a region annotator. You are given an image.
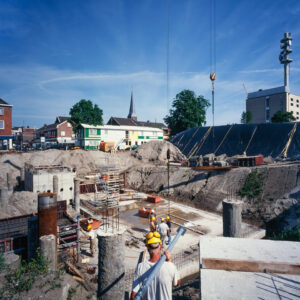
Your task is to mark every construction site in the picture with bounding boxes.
[0,136,299,299]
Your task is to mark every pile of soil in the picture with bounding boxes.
[131,141,186,164]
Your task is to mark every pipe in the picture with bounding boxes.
[135,226,186,300]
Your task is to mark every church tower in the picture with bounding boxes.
[127,91,137,121]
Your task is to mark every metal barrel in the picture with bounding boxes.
[135,226,186,300]
[38,192,57,238]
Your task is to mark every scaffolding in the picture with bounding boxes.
[81,167,123,233]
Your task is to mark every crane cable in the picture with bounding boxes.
[166,0,171,217]
[210,0,216,137]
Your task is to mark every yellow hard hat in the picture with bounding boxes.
[161,218,165,222]
[87,224,92,232]
[146,231,161,245]
[166,216,170,220]
[152,216,155,221]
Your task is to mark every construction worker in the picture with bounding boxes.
[166,216,172,245]
[149,216,157,232]
[157,218,169,246]
[130,231,180,300]
[89,229,96,257]
[148,209,156,221]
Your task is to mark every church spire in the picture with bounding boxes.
[127,90,137,121]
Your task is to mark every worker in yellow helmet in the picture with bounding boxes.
[149,216,157,232]
[130,231,180,300]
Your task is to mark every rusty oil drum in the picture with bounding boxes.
[38,192,57,237]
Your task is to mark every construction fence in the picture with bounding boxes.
[170,123,300,159]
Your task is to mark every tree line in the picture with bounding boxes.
[69,91,295,138]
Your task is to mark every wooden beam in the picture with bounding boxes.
[202,258,300,275]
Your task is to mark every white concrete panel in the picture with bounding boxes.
[201,270,300,300]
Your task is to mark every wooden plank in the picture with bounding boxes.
[202,258,300,275]
[171,220,204,235]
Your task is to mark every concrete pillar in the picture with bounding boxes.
[97,226,126,299]
[8,138,12,150]
[40,234,56,271]
[38,193,57,237]
[74,178,80,213]
[53,175,59,200]
[7,173,13,193]
[27,216,39,262]
[222,199,243,238]
[0,187,8,208]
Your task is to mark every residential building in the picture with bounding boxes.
[77,124,163,150]
[35,116,75,145]
[0,98,13,149]
[12,126,35,148]
[246,86,300,123]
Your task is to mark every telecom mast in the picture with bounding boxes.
[279,32,293,90]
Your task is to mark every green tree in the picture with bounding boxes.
[271,110,296,123]
[164,90,210,136]
[241,111,252,124]
[69,99,103,133]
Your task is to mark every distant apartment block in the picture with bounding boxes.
[35,116,75,145]
[12,126,35,147]
[0,98,13,149]
[246,86,300,123]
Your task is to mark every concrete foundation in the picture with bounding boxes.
[40,234,57,271]
[25,164,76,204]
[74,178,80,213]
[97,226,126,300]
[7,173,13,193]
[0,187,8,208]
[222,199,242,237]
[27,216,39,261]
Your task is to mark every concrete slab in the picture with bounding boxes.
[199,236,300,275]
[201,270,300,300]
[200,236,300,265]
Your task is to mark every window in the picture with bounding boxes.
[297,105,299,108]
[89,129,97,135]
[105,130,108,134]
[297,112,299,115]
[291,98,294,101]
[61,131,65,136]
[0,108,3,115]
[291,103,294,106]
[0,120,4,129]
[297,117,299,120]
[266,98,269,108]
[297,100,299,103]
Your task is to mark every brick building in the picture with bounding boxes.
[0,98,13,149]
[35,116,75,145]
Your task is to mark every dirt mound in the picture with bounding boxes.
[131,141,186,164]
[0,191,37,218]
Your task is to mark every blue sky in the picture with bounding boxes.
[1,0,300,128]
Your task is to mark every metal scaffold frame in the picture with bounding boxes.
[82,167,123,233]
